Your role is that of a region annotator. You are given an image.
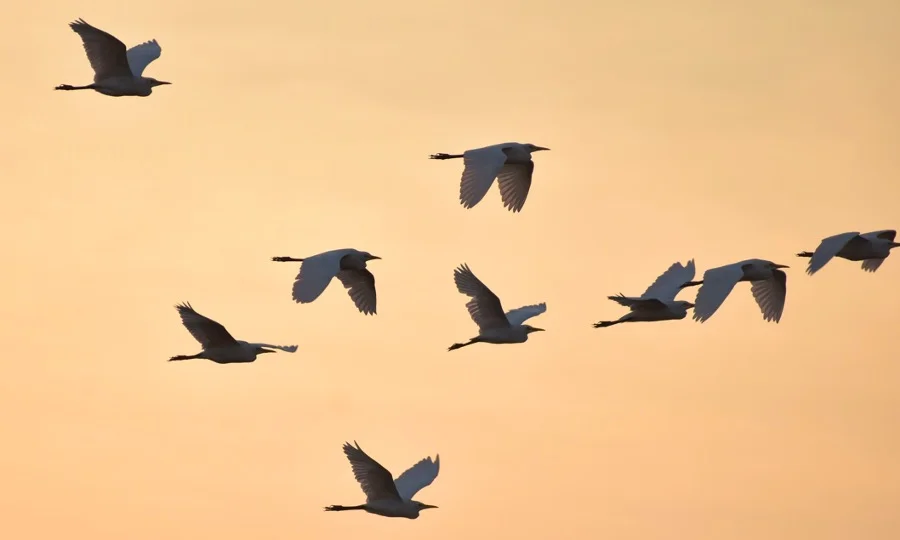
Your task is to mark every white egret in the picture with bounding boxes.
[429,142,550,212]
[593,259,697,328]
[683,259,789,323]
[169,302,298,363]
[325,441,439,519]
[272,249,380,315]
[448,263,546,351]
[55,18,170,97]
[797,229,899,275]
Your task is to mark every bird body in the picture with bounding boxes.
[797,230,899,275]
[272,248,381,315]
[594,260,696,328]
[686,259,789,323]
[325,441,439,520]
[169,303,297,363]
[430,142,550,212]
[56,19,170,97]
[448,263,546,351]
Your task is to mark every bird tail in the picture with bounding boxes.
[796,251,814,258]
[168,354,201,362]
[324,504,366,512]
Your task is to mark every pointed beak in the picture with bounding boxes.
[534,146,550,151]
[421,504,438,510]
[890,242,900,248]
[685,302,695,308]
[369,255,381,260]
[531,327,545,332]
[259,348,276,354]
[774,264,790,269]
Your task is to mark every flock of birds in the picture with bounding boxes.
[55,18,899,520]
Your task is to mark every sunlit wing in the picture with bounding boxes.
[691,263,744,323]
[175,302,238,348]
[504,302,546,326]
[335,268,377,315]
[453,264,509,330]
[126,39,162,77]
[807,232,860,275]
[341,441,402,503]
[68,19,132,81]
[393,454,440,501]
[458,146,507,209]
[750,269,787,322]
[290,250,349,304]
[641,259,696,301]
[496,161,534,213]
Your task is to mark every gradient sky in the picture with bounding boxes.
[2,1,899,539]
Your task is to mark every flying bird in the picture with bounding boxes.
[169,302,297,363]
[272,249,380,315]
[55,18,171,97]
[429,142,550,212]
[448,263,546,351]
[593,259,697,328]
[683,259,789,323]
[797,230,899,275]
[325,441,439,519]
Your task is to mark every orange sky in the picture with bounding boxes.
[2,1,899,539]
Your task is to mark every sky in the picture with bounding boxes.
[2,0,899,538]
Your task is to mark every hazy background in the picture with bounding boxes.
[2,1,899,538]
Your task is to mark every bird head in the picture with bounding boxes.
[413,501,438,511]
[524,325,545,334]
[361,252,381,261]
[524,143,550,153]
[147,78,172,87]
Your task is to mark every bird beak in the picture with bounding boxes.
[685,302,695,308]
[369,255,381,260]
[774,264,790,269]
[421,504,438,510]
[159,81,172,85]
[531,327,545,332]
[890,242,900,248]
[534,146,550,152]
[259,348,276,354]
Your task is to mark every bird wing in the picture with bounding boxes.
[247,343,298,353]
[608,294,667,310]
[864,229,897,242]
[341,441,402,503]
[393,454,440,502]
[640,259,696,302]
[68,19,132,81]
[806,232,860,275]
[495,161,534,213]
[126,39,162,77]
[504,302,547,326]
[750,269,787,323]
[453,264,510,331]
[175,302,238,348]
[335,268,377,315]
[691,263,745,323]
[290,249,351,304]
[458,146,508,209]
[861,259,886,273]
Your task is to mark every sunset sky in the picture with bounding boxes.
[2,1,899,538]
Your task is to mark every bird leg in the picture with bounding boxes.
[168,353,202,362]
[272,256,305,262]
[796,251,814,258]
[679,280,703,288]
[324,504,366,512]
[592,320,624,328]
[429,153,464,160]
[448,337,481,351]
[55,84,95,91]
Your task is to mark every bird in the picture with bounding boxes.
[796,230,899,275]
[593,259,697,328]
[429,142,550,213]
[324,441,439,519]
[448,263,546,351]
[682,259,789,323]
[55,18,171,97]
[272,249,380,315]
[169,302,298,363]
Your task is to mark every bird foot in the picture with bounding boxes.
[55,84,74,90]
[429,153,451,160]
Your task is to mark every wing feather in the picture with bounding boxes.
[453,264,509,330]
[68,19,132,81]
[341,441,402,502]
[126,39,162,77]
[504,302,546,326]
[458,147,507,209]
[750,270,787,323]
[288,250,351,304]
[806,232,860,275]
[641,259,696,301]
[495,161,534,213]
[394,455,440,501]
[691,264,744,323]
[335,268,377,315]
[861,259,885,273]
[174,303,238,348]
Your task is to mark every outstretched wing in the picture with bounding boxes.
[504,302,546,326]
[608,294,667,311]
[67,19,132,81]
[458,145,508,209]
[750,269,787,323]
[288,249,352,304]
[174,302,238,348]
[394,454,440,501]
[865,230,897,242]
[453,264,510,331]
[641,259,696,302]
[691,263,745,323]
[248,343,298,353]
[335,268,377,315]
[126,39,162,77]
[806,232,860,275]
[861,259,886,273]
[496,160,534,213]
[341,441,402,503]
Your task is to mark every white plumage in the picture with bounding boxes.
[687,259,790,323]
[448,263,546,351]
[797,229,899,275]
[325,441,439,519]
[429,142,550,213]
[272,249,380,315]
[169,303,298,364]
[594,259,697,328]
